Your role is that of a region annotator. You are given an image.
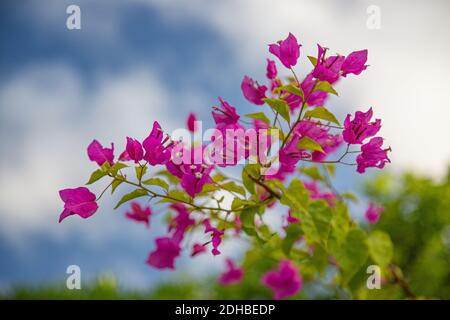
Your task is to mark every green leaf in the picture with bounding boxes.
[301,201,333,247]
[308,56,318,66]
[220,181,246,197]
[212,173,226,183]
[263,98,290,124]
[244,112,271,125]
[158,190,191,204]
[109,162,128,174]
[279,178,309,213]
[336,228,369,284]
[111,178,124,194]
[275,84,304,99]
[315,81,338,95]
[301,166,325,182]
[135,166,147,181]
[328,202,351,255]
[114,189,148,209]
[282,223,303,256]
[231,197,243,210]
[341,192,359,203]
[155,169,180,184]
[240,207,257,228]
[242,164,260,195]
[304,106,341,125]
[325,164,336,177]
[198,183,219,194]
[86,169,107,185]
[297,136,325,153]
[240,207,258,238]
[368,230,394,268]
[142,177,169,191]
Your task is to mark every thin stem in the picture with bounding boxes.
[301,119,344,130]
[109,173,268,213]
[321,164,342,201]
[245,170,281,199]
[96,180,114,201]
[290,67,300,85]
[281,79,319,148]
[389,264,417,299]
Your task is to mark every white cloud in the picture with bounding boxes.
[0,63,193,241]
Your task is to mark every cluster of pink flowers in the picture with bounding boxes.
[58,32,391,300]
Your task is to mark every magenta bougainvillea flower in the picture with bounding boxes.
[269,135,309,181]
[125,137,144,163]
[294,121,342,161]
[169,203,195,242]
[58,33,393,294]
[304,181,336,205]
[218,258,244,285]
[204,219,224,256]
[343,108,381,144]
[341,50,368,77]
[266,59,277,80]
[286,209,300,224]
[143,121,173,165]
[241,75,267,105]
[300,73,328,107]
[191,243,207,257]
[58,187,98,222]
[125,201,151,227]
[312,44,345,83]
[365,202,384,224]
[180,163,213,198]
[186,112,197,133]
[87,139,114,166]
[269,33,301,68]
[118,150,131,161]
[262,260,302,300]
[356,137,391,173]
[212,97,240,126]
[146,237,180,269]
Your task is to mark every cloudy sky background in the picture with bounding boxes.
[1,0,449,290]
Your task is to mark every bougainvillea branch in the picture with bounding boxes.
[58,33,402,299]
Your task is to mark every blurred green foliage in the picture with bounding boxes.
[363,168,450,299]
[2,168,449,300]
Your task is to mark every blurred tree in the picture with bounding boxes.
[362,167,450,299]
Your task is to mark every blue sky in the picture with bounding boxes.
[1,0,449,290]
